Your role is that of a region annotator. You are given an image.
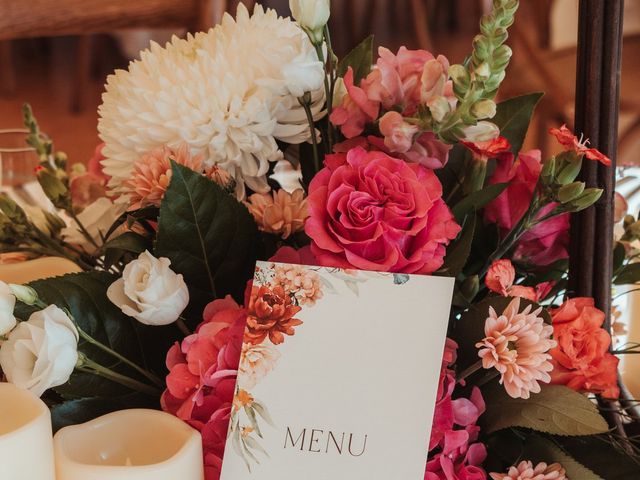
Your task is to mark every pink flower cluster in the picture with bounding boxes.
[484,150,569,266]
[161,296,245,480]
[330,46,454,169]
[426,339,487,480]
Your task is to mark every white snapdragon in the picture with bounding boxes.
[289,0,331,43]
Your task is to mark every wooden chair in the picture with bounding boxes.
[0,0,234,111]
[503,1,640,161]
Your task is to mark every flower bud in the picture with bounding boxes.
[289,0,330,43]
[9,284,39,305]
[557,182,585,204]
[570,188,603,212]
[461,121,500,142]
[474,62,491,80]
[427,96,451,123]
[460,275,480,301]
[470,99,497,120]
[540,157,556,186]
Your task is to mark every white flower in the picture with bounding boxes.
[61,197,126,253]
[461,121,500,142]
[0,282,16,336]
[239,342,281,389]
[9,284,38,306]
[0,305,79,397]
[270,158,304,192]
[107,250,189,326]
[289,0,331,42]
[98,4,325,200]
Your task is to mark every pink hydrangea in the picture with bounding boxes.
[161,296,245,480]
[484,150,569,266]
[426,339,487,480]
[305,146,460,274]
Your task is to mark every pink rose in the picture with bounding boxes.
[484,150,569,266]
[305,147,460,273]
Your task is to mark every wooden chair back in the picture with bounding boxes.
[0,0,228,40]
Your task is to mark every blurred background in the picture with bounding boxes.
[0,0,638,166]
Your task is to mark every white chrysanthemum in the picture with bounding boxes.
[98,3,325,199]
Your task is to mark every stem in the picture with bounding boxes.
[78,356,160,396]
[457,359,484,383]
[176,318,192,337]
[299,97,321,173]
[323,25,336,150]
[77,327,164,387]
[70,211,100,250]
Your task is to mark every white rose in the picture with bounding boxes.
[107,250,189,326]
[62,197,127,253]
[0,305,79,397]
[289,0,331,42]
[0,282,16,336]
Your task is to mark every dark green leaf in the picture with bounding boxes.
[337,35,374,84]
[451,183,509,223]
[441,215,477,277]
[521,434,604,480]
[16,272,176,399]
[613,242,626,275]
[481,383,609,436]
[436,144,468,203]
[103,231,149,254]
[50,394,157,433]
[553,434,640,479]
[614,262,640,285]
[155,162,262,314]
[492,93,544,154]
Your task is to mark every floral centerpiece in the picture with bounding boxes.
[1,1,639,478]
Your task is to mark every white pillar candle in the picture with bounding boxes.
[0,256,81,284]
[0,383,56,480]
[54,409,204,480]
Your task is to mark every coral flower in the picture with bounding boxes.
[490,461,567,480]
[549,298,619,398]
[485,259,553,302]
[245,189,308,239]
[549,124,611,166]
[123,143,204,209]
[245,285,303,345]
[476,297,556,399]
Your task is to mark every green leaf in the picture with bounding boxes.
[492,93,543,154]
[521,434,604,480]
[436,144,468,203]
[441,215,476,277]
[451,183,509,223]
[50,394,156,433]
[614,262,640,285]
[552,434,640,479]
[337,35,374,84]
[481,383,609,436]
[103,231,149,254]
[155,162,262,314]
[16,272,177,399]
[613,242,626,275]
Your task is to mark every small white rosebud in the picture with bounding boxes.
[0,282,16,336]
[289,0,331,43]
[107,250,189,326]
[9,284,38,306]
